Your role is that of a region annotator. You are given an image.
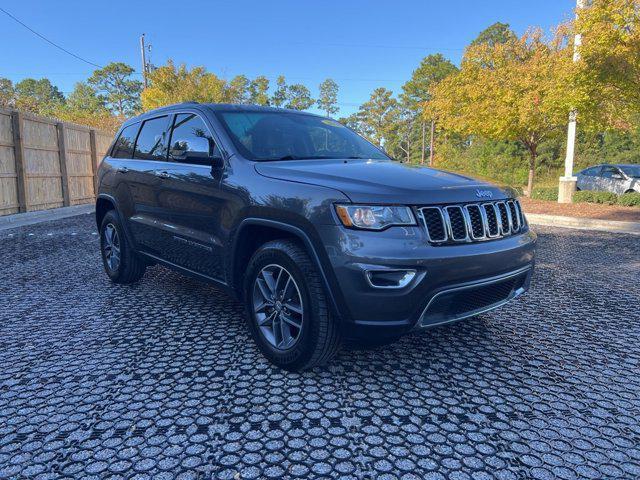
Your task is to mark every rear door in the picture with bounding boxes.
[150,111,228,280]
[125,115,172,255]
[577,166,600,191]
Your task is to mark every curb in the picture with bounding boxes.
[0,204,95,231]
[527,213,640,236]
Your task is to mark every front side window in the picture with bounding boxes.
[600,166,621,178]
[134,116,169,161]
[112,123,139,159]
[215,111,389,161]
[168,113,218,164]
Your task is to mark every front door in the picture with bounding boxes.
[152,112,227,281]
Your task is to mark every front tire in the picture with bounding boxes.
[243,239,341,371]
[100,210,146,284]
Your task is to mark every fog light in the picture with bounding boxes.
[365,269,416,289]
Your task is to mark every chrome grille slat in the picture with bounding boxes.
[418,198,525,245]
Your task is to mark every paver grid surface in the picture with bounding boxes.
[0,213,639,479]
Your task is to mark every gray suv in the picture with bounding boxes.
[96,103,536,371]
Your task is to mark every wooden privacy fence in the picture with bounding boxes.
[0,108,113,216]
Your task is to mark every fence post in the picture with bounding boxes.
[56,122,71,207]
[10,111,28,213]
[89,129,99,200]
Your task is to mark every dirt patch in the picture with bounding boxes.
[520,197,640,222]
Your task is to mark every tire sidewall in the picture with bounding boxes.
[243,245,321,369]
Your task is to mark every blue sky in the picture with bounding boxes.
[1,0,575,117]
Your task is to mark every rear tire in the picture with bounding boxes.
[100,210,146,284]
[243,239,341,371]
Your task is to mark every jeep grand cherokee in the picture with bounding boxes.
[96,103,536,371]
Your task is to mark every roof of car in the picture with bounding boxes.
[125,102,322,125]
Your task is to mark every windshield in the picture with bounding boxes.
[619,165,640,178]
[215,111,390,161]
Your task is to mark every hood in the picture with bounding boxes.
[254,158,509,204]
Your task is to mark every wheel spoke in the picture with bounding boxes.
[254,300,272,313]
[281,313,302,329]
[258,310,277,327]
[284,301,303,315]
[260,269,277,296]
[256,277,273,302]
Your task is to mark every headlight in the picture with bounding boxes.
[335,204,416,230]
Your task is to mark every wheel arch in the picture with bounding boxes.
[230,218,343,320]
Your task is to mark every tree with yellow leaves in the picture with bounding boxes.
[141,60,227,110]
[429,29,575,195]
[575,0,640,130]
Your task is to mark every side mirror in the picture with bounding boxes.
[611,173,624,180]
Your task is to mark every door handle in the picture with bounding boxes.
[156,171,170,179]
[117,166,129,173]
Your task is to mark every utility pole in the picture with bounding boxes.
[558,0,585,203]
[429,120,435,166]
[140,34,148,88]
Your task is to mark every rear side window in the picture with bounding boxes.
[134,116,169,161]
[581,166,601,176]
[111,124,139,159]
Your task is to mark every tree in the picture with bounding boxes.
[286,84,314,110]
[88,62,142,116]
[141,60,227,110]
[354,87,400,148]
[58,82,120,132]
[14,78,65,116]
[401,54,458,163]
[574,0,640,130]
[429,29,574,195]
[249,76,270,105]
[0,78,14,108]
[65,82,109,116]
[227,75,249,104]
[271,76,288,107]
[470,22,517,48]
[317,78,339,117]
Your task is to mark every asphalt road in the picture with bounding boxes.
[1,213,639,479]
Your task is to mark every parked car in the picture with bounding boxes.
[577,164,640,195]
[96,103,536,371]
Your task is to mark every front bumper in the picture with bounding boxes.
[316,224,536,340]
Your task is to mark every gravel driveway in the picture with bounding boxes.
[1,213,639,479]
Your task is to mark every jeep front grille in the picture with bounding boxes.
[418,199,526,244]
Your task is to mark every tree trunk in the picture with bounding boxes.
[429,120,435,166]
[526,149,537,197]
[421,121,426,164]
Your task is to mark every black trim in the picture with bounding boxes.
[232,218,344,320]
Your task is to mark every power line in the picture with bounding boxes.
[0,7,102,68]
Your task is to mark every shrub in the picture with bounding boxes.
[531,187,558,201]
[573,190,618,205]
[618,192,640,207]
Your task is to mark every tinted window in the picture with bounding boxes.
[134,116,169,161]
[619,165,640,178]
[215,111,389,161]
[112,123,139,159]
[581,166,601,176]
[600,166,621,178]
[168,113,218,164]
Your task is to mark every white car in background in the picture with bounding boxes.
[577,164,640,195]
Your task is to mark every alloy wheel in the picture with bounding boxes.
[252,264,304,350]
[103,223,121,272]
